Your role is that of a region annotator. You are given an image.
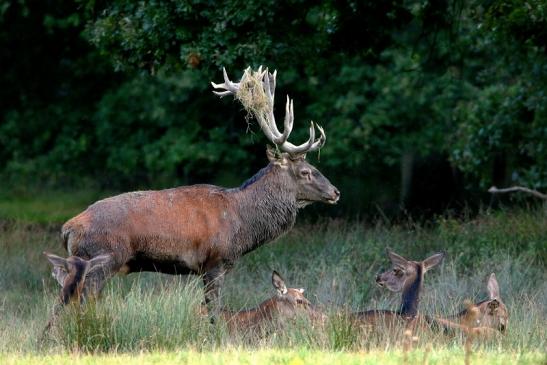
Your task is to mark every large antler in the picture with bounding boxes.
[211,66,326,155]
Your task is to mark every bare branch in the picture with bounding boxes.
[488,186,547,200]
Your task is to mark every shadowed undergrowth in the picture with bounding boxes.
[0,208,545,355]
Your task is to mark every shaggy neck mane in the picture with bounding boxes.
[231,164,298,257]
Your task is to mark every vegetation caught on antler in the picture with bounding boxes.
[236,67,270,123]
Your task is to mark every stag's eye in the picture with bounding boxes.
[300,169,311,178]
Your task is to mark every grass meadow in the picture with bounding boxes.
[0,191,545,364]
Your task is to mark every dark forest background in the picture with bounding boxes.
[1,0,545,217]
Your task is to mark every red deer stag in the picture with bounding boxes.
[43,66,339,326]
[354,249,445,330]
[201,271,324,334]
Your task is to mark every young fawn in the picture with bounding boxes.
[202,271,324,333]
[435,273,508,334]
[354,249,445,329]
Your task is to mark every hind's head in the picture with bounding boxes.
[375,249,445,292]
[43,252,110,304]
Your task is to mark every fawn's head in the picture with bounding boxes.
[376,249,445,292]
[271,271,314,317]
[476,273,508,332]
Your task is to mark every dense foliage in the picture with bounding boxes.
[1,0,545,212]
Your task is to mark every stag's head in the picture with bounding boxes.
[212,67,340,207]
[476,273,508,332]
[376,249,445,292]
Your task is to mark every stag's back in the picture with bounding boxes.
[62,186,239,263]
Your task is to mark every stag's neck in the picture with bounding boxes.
[232,164,298,256]
[399,269,423,318]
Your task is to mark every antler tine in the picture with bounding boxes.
[212,66,327,155]
[270,70,277,99]
[279,96,294,144]
[211,67,240,97]
[307,124,326,152]
[262,70,286,142]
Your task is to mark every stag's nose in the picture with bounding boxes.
[330,188,340,202]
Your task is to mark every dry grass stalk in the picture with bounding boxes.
[235,67,270,125]
[462,299,480,365]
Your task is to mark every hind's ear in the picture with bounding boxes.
[87,254,111,275]
[44,252,68,287]
[272,271,288,295]
[386,248,409,268]
[44,252,68,270]
[422,252,445,272]
[487,273,500,300]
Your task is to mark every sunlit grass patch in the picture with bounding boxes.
[1,349,545,365]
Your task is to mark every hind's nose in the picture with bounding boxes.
[375,275,383,286]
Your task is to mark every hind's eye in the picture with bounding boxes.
[394,268,404,276]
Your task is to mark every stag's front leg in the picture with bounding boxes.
[202,262,233,320]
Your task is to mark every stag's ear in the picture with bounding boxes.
[288,152,306,161]
[86,254,112,276]
[266,146,289,166]
[422,252,445,272]
[386,248,409,268]
[266,145,277,162]
[487,273,500,300]
[272,271,288,295]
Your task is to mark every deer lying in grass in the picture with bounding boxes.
[42,67,339,330]
[363,249,507,336]
[435,273,508,335]
[353,249,445,330]
[200,271,325,333]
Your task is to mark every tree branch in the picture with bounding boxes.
[488,186,547,200]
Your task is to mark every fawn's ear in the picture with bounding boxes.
[272,271,288,295]
[386,248,409,268]
[422,252,445,272]
[297,288,305,294]
[487,273,500,300]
